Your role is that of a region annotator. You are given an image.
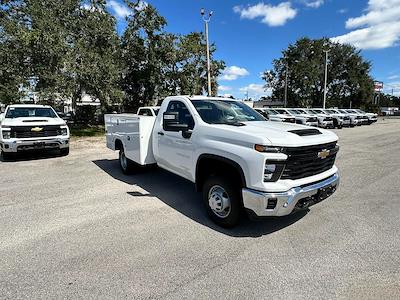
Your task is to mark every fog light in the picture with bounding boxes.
[266,198,277,209]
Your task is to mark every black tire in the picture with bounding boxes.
[1,151,16,161]
[202,175,242,228]
[119,148,135,174]
[60,147,70,156]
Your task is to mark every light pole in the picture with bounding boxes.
[284,63,288,107]
[323,49,330,109]
[201,8,213,97]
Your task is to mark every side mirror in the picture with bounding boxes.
[163,112,189,132]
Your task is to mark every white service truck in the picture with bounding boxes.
[105,96,340,227]
[0,104,70,159]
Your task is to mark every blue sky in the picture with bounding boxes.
[105,0,400,99]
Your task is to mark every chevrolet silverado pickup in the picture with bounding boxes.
[255,108,296,123]
[0,104,70,159]
[105,96,340,227]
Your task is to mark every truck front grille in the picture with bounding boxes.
[10,126,61,138]
[281,142,338,180]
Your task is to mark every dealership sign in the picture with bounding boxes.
[374,81,384,92]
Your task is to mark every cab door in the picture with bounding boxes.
[155,100,196,181]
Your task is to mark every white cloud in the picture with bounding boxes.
[331,0,400,49]
[106,0,133,19]
[233,2,297,27]
[338,8,348,14]
[384,81,400,95]
[239,83,272,98]
[220,66,249,81]
[304,0,324,8]
[218,85,232,92]
[387,75,399,80]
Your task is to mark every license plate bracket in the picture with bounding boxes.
[316,184,337,202]
[33,142,46,149]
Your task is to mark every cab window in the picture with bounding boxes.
[138,109,152,116]
[165,101,195,130]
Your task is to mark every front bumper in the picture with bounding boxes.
[0,137,69,153]
[305,121,319,127]
[242,173,339,217]
[319,121,334,128]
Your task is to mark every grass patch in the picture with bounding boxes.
[70,125,105,137]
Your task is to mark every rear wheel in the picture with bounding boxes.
[202,175,242,228]
[119,148,135,174]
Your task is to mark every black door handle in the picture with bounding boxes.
[157,131,164,136]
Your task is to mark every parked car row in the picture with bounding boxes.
[255,107,377,129]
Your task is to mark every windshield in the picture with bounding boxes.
[266,109,278,115]
[5,107,57,119]
[192,100,265,124]
[297,110,308,114]
[325,110,336,114]
[314,109,325,114]
[275,109,290,115]
[287,109,299,114]
[339,109,348,114]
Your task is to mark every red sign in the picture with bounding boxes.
[374,81,383,92]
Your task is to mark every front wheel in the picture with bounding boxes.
[1,151,15,161]
[60,147,69,156]
[202,175,242,228]
[119,148,135,174]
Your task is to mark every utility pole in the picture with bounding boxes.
[323,49,330,109]
[201,8,213,97]
[284,63,288,107]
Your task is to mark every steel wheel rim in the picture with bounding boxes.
[120,150,128,170]
[208,185,231,218]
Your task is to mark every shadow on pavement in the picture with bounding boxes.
[93,159,308,237]
[0,150,62,162]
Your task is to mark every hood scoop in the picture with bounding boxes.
[22,120,48,123]
[288,129,322,136]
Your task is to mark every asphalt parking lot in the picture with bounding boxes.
[1,119,399,299]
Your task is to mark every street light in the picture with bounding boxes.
[323,48,330,109]
[284,62,288,107]
[201,8,213,97]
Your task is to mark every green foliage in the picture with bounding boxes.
[263,37,374,108]
[0,0,225,116]
[120,2,225,111]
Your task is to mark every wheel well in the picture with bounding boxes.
[115,139,123,151]
[195,155,246,192]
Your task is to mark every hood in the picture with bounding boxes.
[233,121,338,147]
[1,117,66,127]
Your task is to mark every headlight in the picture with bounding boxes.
[1,127,11,140]
[2,130,11,139]
[61,127,68,136]
[264,162,285,182]
[255,145,283,153]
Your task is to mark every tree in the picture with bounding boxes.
[176,32,225,96]
[262,38,374,108]
[121,2,225,111]
[66,0,122,111]
[120,1,170,111]
[0,0,122,110]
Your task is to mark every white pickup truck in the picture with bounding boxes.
[105,96,340,227]
[0,104,70,159]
